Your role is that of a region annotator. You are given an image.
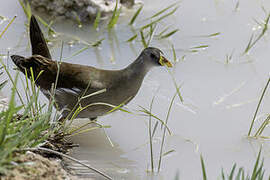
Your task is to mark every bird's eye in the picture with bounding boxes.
[150,53,157,59]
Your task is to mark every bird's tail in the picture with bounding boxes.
[30,15,51,59]
[10,55,26,70]
[11,54,50,72]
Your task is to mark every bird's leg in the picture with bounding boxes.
[58,116,66,122]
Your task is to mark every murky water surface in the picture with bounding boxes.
[1,0,270,179]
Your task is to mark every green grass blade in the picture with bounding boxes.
[207,32,221,37]
[140,30,147,48]
[174,170,180,180]
[0,59,24,106]
[68,125,111,137]
[0,73,18,146]
[64,45,90,60]
[18,0,31,20]
[168,70,184,102]
[139,106,172,135]
[73,12,82,28]
[221,168,225,180]
[129,5,143,25]
[162,149,175,157]
[159,29,179,39]
[255,114,270,136]
[244,13,270,54]
[158,92,177,172]
[190,45,209,49]
[236,168,244,180]
[229,163,236,180]
[80,89,107,100]
[171,44,177,63]
[148,95,155,172]
[156,26,170,37]
[248,77,270,136]
[151,121,159,138]
[126,34,138,42]
[92,38,105,47]
[35,15,56,35]
[0,16,16,39]
[200,154,208,180]
[244,33,254,53]
[146,1,180,20]
[94,10,101,30]
[141,6,179,30]
[147,24,156,46]
[107,0,121,29]
[251,148,262,180]
[198,32,221,38]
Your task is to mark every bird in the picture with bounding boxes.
[11,15,172,121]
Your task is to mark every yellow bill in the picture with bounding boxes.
[159,55,173,67]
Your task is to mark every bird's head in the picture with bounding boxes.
[141,47,172,68]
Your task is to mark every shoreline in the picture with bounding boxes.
[1,151,79,180]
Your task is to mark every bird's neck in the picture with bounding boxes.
[123,57,152,78]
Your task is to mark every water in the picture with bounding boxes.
[1,0,270,179]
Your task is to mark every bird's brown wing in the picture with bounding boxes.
[11,54,111,112]
[11,54,107,91]
[30,15,52,59]
[32,56,109,111]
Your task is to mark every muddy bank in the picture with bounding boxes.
[27,0,136,22]
[1,151,79,180]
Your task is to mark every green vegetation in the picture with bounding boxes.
[126,1,180,47]
[200,148,268,180]
[94,10,101,30]
[157,92,177,172]
[0,67,53,174]
[0,16,16,39]
[107,0,121,29]
[244,12,270,54]
[248,77,270,137]
[138,90,178,173]
[129,5,143,25]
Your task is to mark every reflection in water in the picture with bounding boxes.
[108,29,118,64]
[94,47,105,67]
[213,81,246,106]
[66,121,141,179]
[128,40,139,57]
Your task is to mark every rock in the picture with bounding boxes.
[1,151,78,180]
[27,0,135,22]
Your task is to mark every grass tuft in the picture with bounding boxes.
[0,70,52,174]
[107,0,121,29]
[157,92,177,172]
[200,148,267,180]
[244,13,270,54]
